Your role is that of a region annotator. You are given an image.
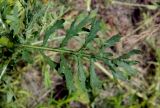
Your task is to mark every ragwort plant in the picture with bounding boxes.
[0,0,140,107]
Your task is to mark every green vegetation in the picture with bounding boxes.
[0,0,159,108]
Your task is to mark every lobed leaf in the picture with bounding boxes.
[43,19,65,46]
[99,52,113,58]
[90,59,102,94]
[6,5,20,35]
[112,71,128,81]
[22,50,33,63]
[27,6,46,31]
[84,18,100,46]
[104,59,128,80]
[115,60,137,76]
[74,67,89,104]
[104,34,121,48]
[77,56,87,91]
[60,55,75,93]
[60,13,91,47]
[118,49,141,59]
[40,51,56,70]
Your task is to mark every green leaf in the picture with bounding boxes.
[99,52,113,58]
[104,57,138,80]
[118,49,141,59]
[40,51,56,70]
[112,71,128,81]
[74,73,89,104]
[0,37,13,48]
[22,50,33,63]
[115,60,137,76]
[104,34,121,48]
[90,59,102,94]
[104,59,116,71]
[84,18,100,46]
[61,13,91,47]
[60,55,75,93]
[7,92,14,103]
[77,56,86,91]
[43,19,65,46]
[27,6,46,31]
[123,60,139,65]
[104,59,128,80]
[6,5,20,35]
[75,13,91,30]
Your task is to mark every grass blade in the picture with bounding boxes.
[0,61,10,80]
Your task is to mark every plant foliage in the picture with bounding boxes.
[0,0,140,107]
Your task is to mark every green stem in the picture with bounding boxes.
[31,36,65,45]
[19,44,111,61]
[19,44,91,58]
[20,44,72,53]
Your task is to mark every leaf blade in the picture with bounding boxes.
[77,56,87,91]
[40,51,56,70]
[118,49,141,59]
[90,59,102,94]
[43,19,65,46]
[61,13,91,47]
[104,34,121,48]
[85,18,100,46]
[60,55,75,93]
